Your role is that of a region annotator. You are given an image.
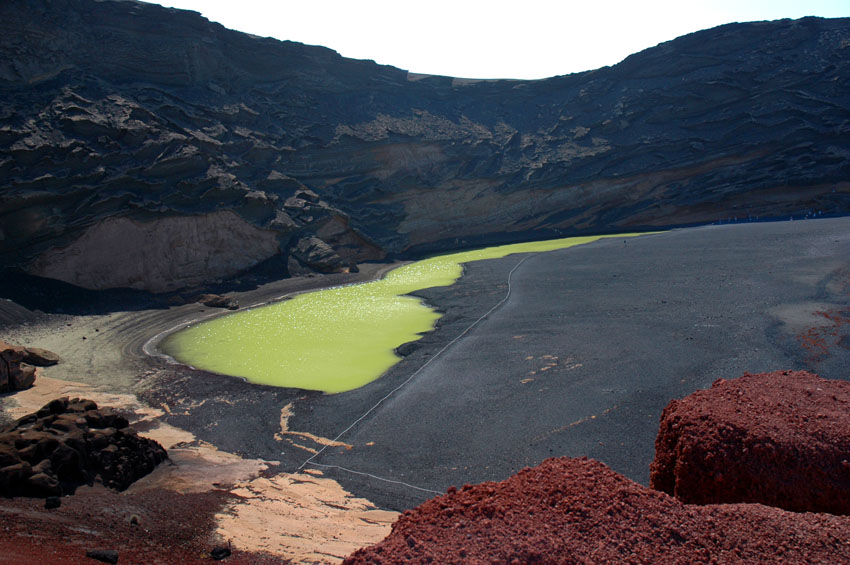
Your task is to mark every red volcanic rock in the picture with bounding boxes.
[345,457,850,564]
[650,370,850,514]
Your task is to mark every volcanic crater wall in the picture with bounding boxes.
[1,0,849,291]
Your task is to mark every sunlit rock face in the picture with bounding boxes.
[1,0,848,291]
[27,211,281,292]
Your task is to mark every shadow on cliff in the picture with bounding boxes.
[0,270,167,316]
[0,256,292,318]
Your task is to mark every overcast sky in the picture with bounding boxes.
[151,0,850,79]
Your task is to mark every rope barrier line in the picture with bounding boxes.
[306,463,443,495]
[296,253,534,492]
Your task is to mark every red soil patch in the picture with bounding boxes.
[345,457,850,564]
[650,370,850,514]
[0,484,286,564]
[798,309,850,364]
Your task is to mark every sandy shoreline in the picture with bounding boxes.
[1,374,398,563]
[1,262,404,563]
[2,261,401,393]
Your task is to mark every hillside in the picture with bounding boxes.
[2,0,848,291]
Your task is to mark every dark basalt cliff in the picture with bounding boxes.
[2,0,849,291]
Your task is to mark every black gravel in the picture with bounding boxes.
[142,217,850,512]
[302,218,850,510]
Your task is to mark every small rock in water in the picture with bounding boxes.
[44,496,61,510]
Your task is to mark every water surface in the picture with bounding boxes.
[161,234,636,392]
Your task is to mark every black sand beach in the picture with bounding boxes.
[6,218,850,516]
[291,217,850,510]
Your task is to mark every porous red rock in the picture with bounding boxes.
[650,370,850,514]
[0,397,168,497]
[345,457,850,564]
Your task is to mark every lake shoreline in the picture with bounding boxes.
[2,217,850,560]
[0,261,406,563]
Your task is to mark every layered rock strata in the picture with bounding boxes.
[0,397,167,497]
[345,457,850,564]
[1,0,848,291]
[650,370,850,515]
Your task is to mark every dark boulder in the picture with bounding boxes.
[0,397,167,497]
[196,294,239,310]
[289,235,347,274]
[85,549,119,564]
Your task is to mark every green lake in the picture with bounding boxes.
[160,234,637,393]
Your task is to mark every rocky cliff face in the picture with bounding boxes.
[2,0,849,291]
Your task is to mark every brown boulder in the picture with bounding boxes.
[346,457,850,564]
[26,472,61,496]
[0,340,40,392]
[195,293,239,310]
[650,370,850,514]
[22,347,61,367]
[9,363,36,391]
[0,397,167,497]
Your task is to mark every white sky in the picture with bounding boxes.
[151,0,850,79]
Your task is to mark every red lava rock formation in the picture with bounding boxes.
[650,370,850,514]
[0,397,167,497]
[345,457,850,564]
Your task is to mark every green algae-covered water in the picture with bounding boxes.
[160,234,635,393]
